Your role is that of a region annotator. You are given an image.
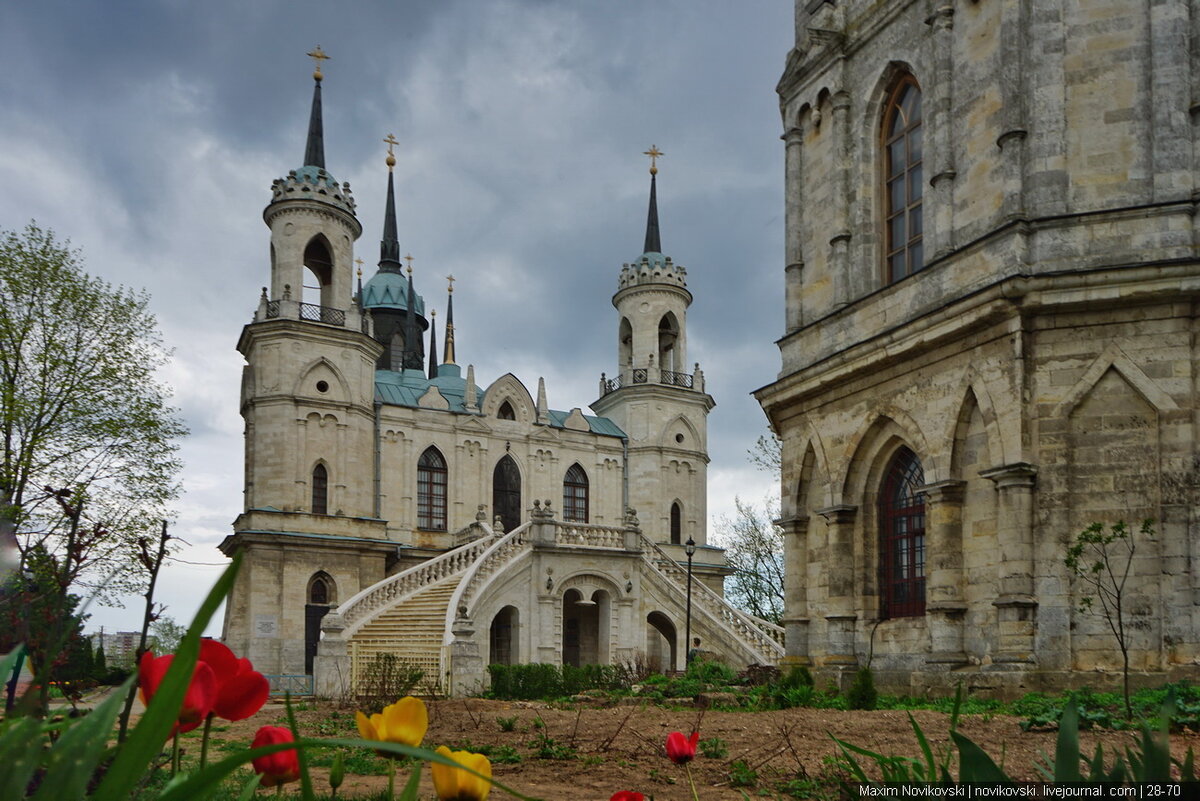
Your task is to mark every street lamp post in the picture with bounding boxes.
[684,536,696,668]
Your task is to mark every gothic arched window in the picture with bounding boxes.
[417,447,448,531]
[878,447,925,618]
[311,463,328,515]
[497,401,516,420]
[670,501,682,545]
[883,76,923,284]
[562,463,589,523]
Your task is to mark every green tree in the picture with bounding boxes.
[1065,519,1150,720]
[92,639,108,681]
[0,222,186,598]
[148,615,187,655]
[713,434,785,623]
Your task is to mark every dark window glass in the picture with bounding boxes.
[418,447,448,531]
[497,401,516,420]
[670,502,682,545]
[311,463,328,515]
[878,447,926,618]
[883,77,924,283]
[563,464,589,523]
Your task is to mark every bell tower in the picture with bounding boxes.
[591,149,715,550]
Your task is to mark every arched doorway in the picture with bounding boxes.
[305,571,335,674]
[562,588,609,667]
[492,455,521,533]
[489,606,519,665]
[646,611,677,672]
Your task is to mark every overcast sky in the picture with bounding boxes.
[1,1,794,635]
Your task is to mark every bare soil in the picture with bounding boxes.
[189,698,1200,800]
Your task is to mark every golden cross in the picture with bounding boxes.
[355,257,364,277]
[307,46,330,80]
[446,274,456,293]
[383,133,399,171]
[404,254,414,274]
[644,145,663,175]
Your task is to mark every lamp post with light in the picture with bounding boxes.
[684,535,696,667]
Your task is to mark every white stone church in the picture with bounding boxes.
[218,55,783,695]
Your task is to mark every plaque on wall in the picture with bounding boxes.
[254,614,279,638]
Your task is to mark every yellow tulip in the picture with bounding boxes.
[355,696,428,749]
[431,745,492,801]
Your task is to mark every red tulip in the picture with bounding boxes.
[251,725,301,787]
[665,730,700,764]
[137,651,217,735]
[610,792,645,801]
[200,638,270,721]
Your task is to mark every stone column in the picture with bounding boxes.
[783,124,806,334]
[927,3,957,259]
[449,614,484,697]
[816,505,858,665]
[918,480,967,665]
[778,515,811,665]
[829,92,853,309]
[996,0,1028,223]
[980,462,1038,664]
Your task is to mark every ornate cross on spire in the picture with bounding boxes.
[404,254,414,275]
[355,257,364,277]
[644,145,663,175]
[446,274,456,293]
[307,46,330,81]
[383,133,399,171]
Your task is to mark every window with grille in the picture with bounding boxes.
[562,463,589,523]
[417,447,448,530]
[883,76,923,283]
[311,463,328,515]
[878,447,925,618]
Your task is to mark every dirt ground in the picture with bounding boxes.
[191,698,1200,800]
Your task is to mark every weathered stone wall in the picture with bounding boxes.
[759,0,1200,694]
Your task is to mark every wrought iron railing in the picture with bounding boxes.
[631,368,648,384]
[264,674,314,696]
[299,302,345,326]
[603,375,622,394]
[266,300,281,319]
[661,370,694,388]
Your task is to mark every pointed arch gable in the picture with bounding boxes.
[840,408,937,502]
[783,419,832,514]
[481,373,536,422]
[946,374,1007,475]
[1054,343,1179,419]
[293,357,351,401]
[660,414,701,449]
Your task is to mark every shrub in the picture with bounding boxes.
[846,667,878,710]
[781,665,814,689]
[356,653,424,711]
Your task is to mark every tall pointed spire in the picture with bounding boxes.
[403,258,421,370]
[642,145,663,254]
[443,275,457,365]
[303,46,330,169]
[427,309,438,377]
[379,134,402,272]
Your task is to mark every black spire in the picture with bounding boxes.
[427,310,439,377]
[303,77,326,169]
[403,268,421,370]
[643,170,661,254]
[443,280,456,365]
[379,171,402,271]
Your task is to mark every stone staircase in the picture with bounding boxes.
[349,576,458,694]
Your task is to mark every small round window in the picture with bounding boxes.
[316,380,329,393]
[675,433,685,444]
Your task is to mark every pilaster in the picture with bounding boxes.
[918,480,967,665]
[778,515,811,664]
[927,3,957,258]
[816,504,857,665]
[830,92,853,310]
[783,124,806,333]
[981,462,1038,664]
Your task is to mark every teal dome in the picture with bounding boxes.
[362,271,426,314]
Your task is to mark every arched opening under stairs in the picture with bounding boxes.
[489,606,519,666]
[561,588,610,667]
[646,611,677,673]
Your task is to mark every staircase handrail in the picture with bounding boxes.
[639,533,785,660]
[552,521,625,548]
[338,520,495,635]
[442,521,533,645]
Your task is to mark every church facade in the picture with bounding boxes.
[219,55,784,695]
[756,0,1200,694]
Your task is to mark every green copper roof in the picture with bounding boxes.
[373,368,625,438]
[362,271,426,314]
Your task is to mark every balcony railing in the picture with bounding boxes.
[300,302,345,326]
[631,368,648,384]
[661,369,694,388]
[266,300,281,319]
